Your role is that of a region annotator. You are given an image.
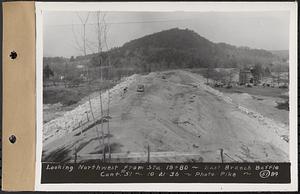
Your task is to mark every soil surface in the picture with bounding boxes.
[42,70,289,163]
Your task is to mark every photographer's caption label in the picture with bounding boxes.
[42,163,290,183]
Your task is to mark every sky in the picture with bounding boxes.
[43,11,290,58]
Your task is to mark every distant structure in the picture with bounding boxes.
[239,68,253,84]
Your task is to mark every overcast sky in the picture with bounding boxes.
[43,11,290,58]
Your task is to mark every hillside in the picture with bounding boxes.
[44,28,282,81]
[43,28,288,107]
[86,28,277,72]
[269,50,289,63]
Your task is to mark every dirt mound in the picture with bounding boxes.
[240,93,253,99]
[43,70,289,163]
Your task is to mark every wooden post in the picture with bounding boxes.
[74,143,77,164]
[220,148,224,163]
[74,152,77,164]
[79,121,82,136]
[147,144,150,163]
[107,119,111,162]
[86,111,89,122]
[102,131,106,163]
[103,143,106,163]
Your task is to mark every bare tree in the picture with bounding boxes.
[102,13,112,161]
[228,69,233,85]
[273,64,282,86]
[276,64,281,86]
[63,61,68,88]
[95,11,107,162]
[73,12,103,162]
[206,65,211,85]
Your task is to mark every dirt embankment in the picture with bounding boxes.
[43,70,289,163]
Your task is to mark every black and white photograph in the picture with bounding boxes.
[35,2,297,191]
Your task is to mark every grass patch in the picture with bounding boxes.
[216,86,288,99]
[43,80,114,106]
[43,88,83,106]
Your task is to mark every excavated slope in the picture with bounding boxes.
[42,70,289,162]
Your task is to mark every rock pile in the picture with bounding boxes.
[43,74,138,143]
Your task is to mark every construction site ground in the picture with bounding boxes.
[42,70,289,163]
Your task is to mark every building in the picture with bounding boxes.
[239,68,253,84]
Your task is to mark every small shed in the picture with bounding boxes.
[239,68,253,84]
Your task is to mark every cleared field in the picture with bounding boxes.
[216,86,288,99]
[214,86,289,125]
[43,79,114,106]
[43,79,118,123]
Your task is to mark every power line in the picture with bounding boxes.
[44,18,193,27]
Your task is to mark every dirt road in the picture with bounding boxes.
[42,70,289,162]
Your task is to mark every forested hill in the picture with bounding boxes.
[269,50,289,63]
[47,28,279,73]
[87,28,277,72]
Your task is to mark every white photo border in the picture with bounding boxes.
[35,1,298,191]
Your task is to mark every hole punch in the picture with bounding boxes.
[9,135,16,144]
[9,51,17,60]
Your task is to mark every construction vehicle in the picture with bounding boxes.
[137,84,145,92]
